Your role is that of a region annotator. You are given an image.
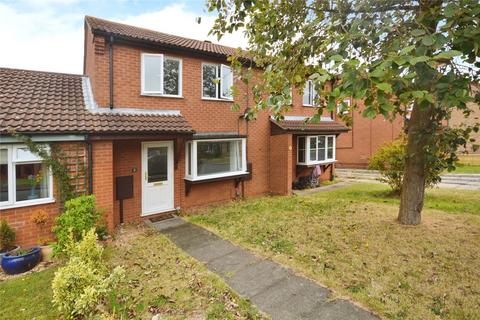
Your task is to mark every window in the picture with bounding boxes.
[337,98,351,115]
[297,135,336,165]
[202,63,233,100]
[185,138,247,180]
[303,80,318,106]
[141,53,182,97]
[0,145,53,208]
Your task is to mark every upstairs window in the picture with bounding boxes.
[185,138,247,181]
[303,80,318,106]
[1,145,53,208]
[297,135,336,165]
[202,63,233,100]
[337,99,351,115]
[141,53,182,97]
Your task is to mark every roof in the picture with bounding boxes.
[0,67,194,135]
[270,119,350,135]
[85,16,242,59]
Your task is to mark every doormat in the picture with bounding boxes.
[149,213,175,223]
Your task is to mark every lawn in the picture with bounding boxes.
[0,267,59,319]
[188,183,480,320]
[105,224,266,319]
[0,224,266,320]
[451,155,480,174]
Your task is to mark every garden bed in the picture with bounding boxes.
[0,224,266,319]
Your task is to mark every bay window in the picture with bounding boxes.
[185,138,247,180]
[297,135,336,165]
[202,63,233,100]
[303,80,318,106]
[0,145,53,208]
[141,53,182,97]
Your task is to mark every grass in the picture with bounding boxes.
[188,183,480,320]
[0,225,266,320]
[105,224,266,319]
[0,267,59,320]
[451,155,480,174]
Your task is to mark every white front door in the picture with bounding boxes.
[141,141,174,216]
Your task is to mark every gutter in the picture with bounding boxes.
[108,34,114,109]
[86,134,94,195]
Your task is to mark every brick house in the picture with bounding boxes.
[1,16,358,246]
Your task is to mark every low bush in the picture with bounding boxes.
[0,219,16,252]
[368,136,441,194]
[52,229,124,319]
[52,195,102,253]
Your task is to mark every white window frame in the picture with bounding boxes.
[185,138,247,181]
[141,53,182,98]
[303,80,318,107]
[0,144,54,209]
[337,98,351,115]
[297,135,336,165]
[201,62,234,101]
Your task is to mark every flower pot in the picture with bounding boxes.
[40,245,54,262]
[1,247,41,275]
[0,245,20,263]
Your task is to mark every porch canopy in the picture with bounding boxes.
[270,117,349,136]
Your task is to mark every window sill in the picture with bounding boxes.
[0,198,56,210]
[297,160,337,167]
[141,93,183,99]
[185,171,250,183]
[201,97,234,103]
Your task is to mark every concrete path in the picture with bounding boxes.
[336,169,480,190]
[149,217,378,320]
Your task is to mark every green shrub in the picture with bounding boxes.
[53,195,103,253]
[0,219,16,252]
[52,229,124,319]
[368,138,406,193]
[368,136,441,194]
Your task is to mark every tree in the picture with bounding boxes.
[206,0,480,225]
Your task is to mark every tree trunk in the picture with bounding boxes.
[398,103,434,225]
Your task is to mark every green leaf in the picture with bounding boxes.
[380,103,395,112]
[434,50,462,60]
[409,56,430,65]
[444,3,456,17]
[330,54,343,62]
[422,35,435,46]
[377,83,393,93]
[362,107,377,119]
[400,45,415,55]
[370,68,385,78]
[411,29,425,37]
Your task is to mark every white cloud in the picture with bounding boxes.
[0,3,84,73]
[0,3,247,74]
[121,4,247,49]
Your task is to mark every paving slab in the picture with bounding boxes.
[153,219,379,320]
[302,299,377,320]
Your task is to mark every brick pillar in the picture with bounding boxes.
[91,141,115,232]
[269,134,293,195]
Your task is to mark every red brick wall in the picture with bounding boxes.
[269,134,293,195]
[91,141,114,231]
[336,100,404,168]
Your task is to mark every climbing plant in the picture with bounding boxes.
[10,131,76,206]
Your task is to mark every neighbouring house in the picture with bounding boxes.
[1,16,352,246]
[449,85,480,154]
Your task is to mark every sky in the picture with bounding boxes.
[0,0,247,74]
